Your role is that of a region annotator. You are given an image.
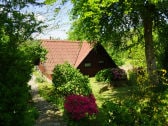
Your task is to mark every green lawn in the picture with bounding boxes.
[89,77,131,107]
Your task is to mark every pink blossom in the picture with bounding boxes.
[64,94,98,120]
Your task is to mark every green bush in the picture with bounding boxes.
[102,101,134,126]
[95,68,127,83]
[124,68,168,125]
[95,69,112,82]
[0,53,34,126]
[52,63,92,96]
[127,67,149,97]
[52,63,78,87]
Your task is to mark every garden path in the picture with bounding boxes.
[28,75,66,126]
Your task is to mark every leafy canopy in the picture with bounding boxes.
[69,0,168,42]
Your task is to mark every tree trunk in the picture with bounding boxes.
[143,3,158,85]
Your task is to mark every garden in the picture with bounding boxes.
[1,1,168,126]
[36,63,168,126]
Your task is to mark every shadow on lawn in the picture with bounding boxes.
[90,78,132,104]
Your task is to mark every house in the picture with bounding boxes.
[38,40,117,79]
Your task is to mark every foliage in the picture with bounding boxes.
[52,63,92,96]
[20,40,47,65]
[38,83,65,110]
[64,94,98,120]
[100,68,168,126]
[35,71,46,83]
[110,68,127,80]
[104,45,126,66]
[156,24,168,71]
[95,69,112,82]
[95,68,127,83]
[0,1,44,125]
[102,101,134,126]
[128,67,149,94]
[61,0,168,85]
[36,76,46,83]
[25,105,39,125]
[52,63,78,87]
[38,69,168,125]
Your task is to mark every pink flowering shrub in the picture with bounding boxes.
[64,94,98,120]
[96,68,127,82]
[110,68,127,80]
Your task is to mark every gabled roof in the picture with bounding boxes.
[41,40,93,74]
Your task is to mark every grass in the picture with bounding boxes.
[90,77,131,107]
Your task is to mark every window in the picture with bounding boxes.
[84,62,92,67]
[98,60,104,64]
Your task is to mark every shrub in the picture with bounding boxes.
[110,68,127,80]
[95,68,127,83]
[127,67,149,97]
[95,69,112,82]
[52,63,76,87]
[102,101,134,126]
[52,63,92,96]
[125,68,168,125]
[64,94,98,120]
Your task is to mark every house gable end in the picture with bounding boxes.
[77,44,117,76]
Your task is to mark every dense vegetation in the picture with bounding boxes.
[95,68,127,83]
[52,63,98,122]
[52,63,92,96]
[0,1,45,125]
[42,0,168,125]
[38,67,168,126]
[1,0,168,125]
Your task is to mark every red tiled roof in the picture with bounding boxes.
[41,40,93,74]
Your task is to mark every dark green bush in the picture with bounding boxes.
[0,50,34,126]
[52,63,92,96]
[95,69,112,82]
[0,1,45,125]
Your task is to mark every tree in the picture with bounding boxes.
[63,0,168,85]
[156,24,168,71]
[0,1,44,125]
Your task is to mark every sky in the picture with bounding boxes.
[25,0,73,40]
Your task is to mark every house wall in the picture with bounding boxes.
[77,45,117,77]
[38,63,52,80]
